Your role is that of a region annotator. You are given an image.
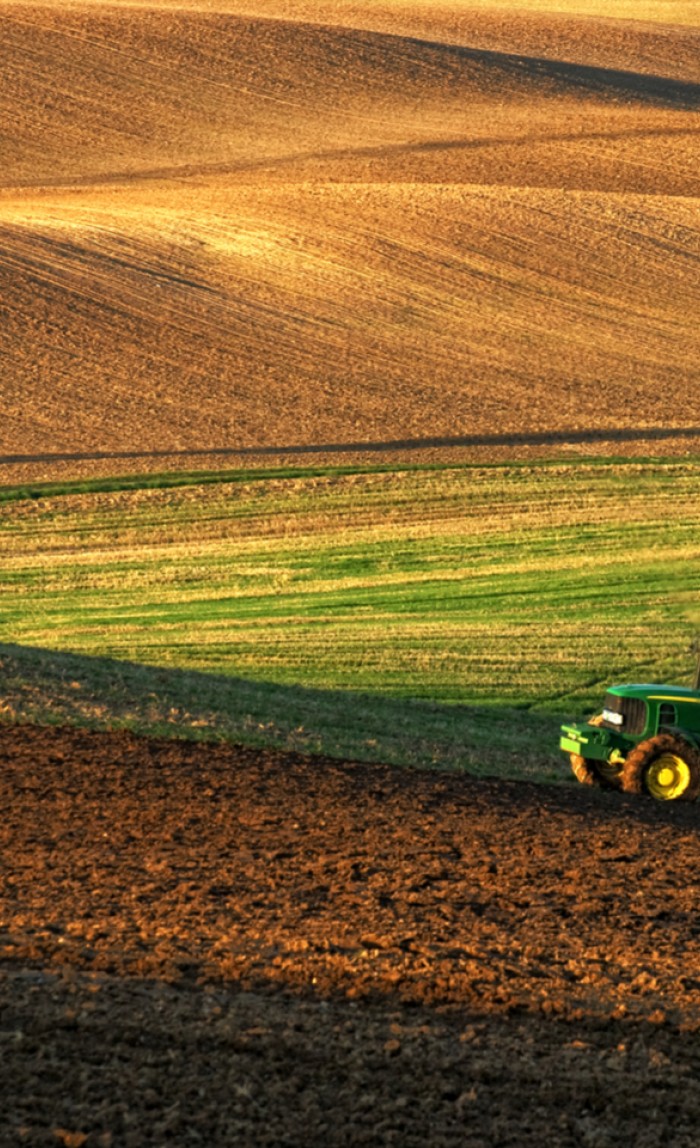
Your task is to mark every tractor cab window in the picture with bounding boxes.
[659,703,677,728]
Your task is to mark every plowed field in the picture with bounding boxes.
[1,2,699,485]
[4,723,700,1145]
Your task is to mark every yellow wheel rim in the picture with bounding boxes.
[645,753,691,800]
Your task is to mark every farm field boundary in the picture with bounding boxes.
[1,452,700,505]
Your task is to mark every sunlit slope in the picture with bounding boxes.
[3,185,700,462]
[3,9,475,187]
[229,1,700,83]
[1,4,699,476]
[4,7,698,188]
[5,0,697,34]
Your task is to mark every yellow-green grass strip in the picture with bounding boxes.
[1,458,699,782]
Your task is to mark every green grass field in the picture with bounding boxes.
[1,458,698,782]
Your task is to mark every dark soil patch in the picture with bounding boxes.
[3,724,700,1145]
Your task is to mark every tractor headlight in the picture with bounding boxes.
[602,708,624,727]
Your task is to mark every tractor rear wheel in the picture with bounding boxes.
[621,734,700,802]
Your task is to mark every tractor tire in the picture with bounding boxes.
[570,754,599,786]
[569,753,622,789]
[569,716,622,790]
[621,733,700,802]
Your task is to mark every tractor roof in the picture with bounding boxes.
[609,683,700,703]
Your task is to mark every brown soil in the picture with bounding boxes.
[1,3,700,486]
[4,723,700,1145]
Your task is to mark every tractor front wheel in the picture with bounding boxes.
[569,754,622,789]
[569,715,622,789]
[570,753,599,786]
[621,734,700,802]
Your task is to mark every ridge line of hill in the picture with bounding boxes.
[3,122,698,195]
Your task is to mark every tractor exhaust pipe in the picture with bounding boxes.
[691,637,700,691]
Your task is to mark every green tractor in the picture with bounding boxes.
[560,647,700,801]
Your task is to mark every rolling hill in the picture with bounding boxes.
[1,1,699,483]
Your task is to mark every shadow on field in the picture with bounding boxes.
[0,642,565,781]
[395,41,700,110]
[2,961,698,1148]
[2,425,700,469]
